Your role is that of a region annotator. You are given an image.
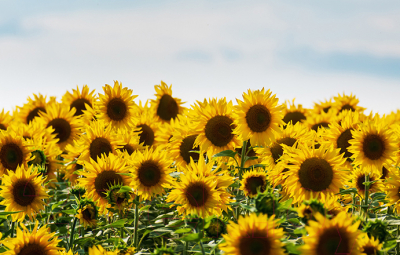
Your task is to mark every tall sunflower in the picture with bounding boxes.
[62,84,96,116]
[282,99,309,125]
[0,109,12,130]
[96,80,137,130]
[150,81,186,123]
[1,221,61,255]
[79,153,132,214]
[233,88,284,146]
[0,165,48,222]
[301,212,362,255]
[129,147,173,201]
[16,93,56,124]
[240,168,267,198]
[219,213,285,255]
[333,92,366,114]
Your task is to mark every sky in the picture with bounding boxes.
[0,0,399,114]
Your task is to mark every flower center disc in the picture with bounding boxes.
[27,107,46,124]
[363,134,385,160]
[245,104,271,132]
[239,231,271,255]
[340,104,355,112]
[356,175,375,193]
[0,124,6,130]
[157,94,179,121]
[137,124,155,146]
[205,115,234,147]
[362,245,377,255]
[17,243,47,255]
[71,98,91,116]
[180,135,200,164]
[185,182,209,207]
[283,111,306,125]
[138,160,162,187]
[0,143,23,171]
[381,166,388,179]
[336,128,354,160]
[107,97,127,121]
[47,118,71,144]
[270,137,297,163]
[94,170,123,198]
[298,157,334,192]
[82,208,94,221]
[90,137,113,161]
[119,144,135,155]
[13,180,36,206]
[311,122,330,131]
[245,176,265,195]
[316,227,350,255]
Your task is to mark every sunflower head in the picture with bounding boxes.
[106,183,133,210]
[297,199,326,224]
[358,234,382,255]
[333,92,366,114]
[254,190,280,216]
[240,168,267,198]
[362,219,389,243]
[62,84,96,116]
[282,99,309,125]
[205,217,227,239]
[76,199,98,229]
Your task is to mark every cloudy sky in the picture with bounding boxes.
[1,0,399,113]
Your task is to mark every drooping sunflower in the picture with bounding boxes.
[233,88,284,147]
[96,80,138,130]
[301,211,362,255]
[1,221,61,255]
[16,93,56,124]
[281,143,347,204]
[79,153,132,214]
[0,165,48,222]
[348,118,397,175]
[62,84,96,116]
[129,147,173,201]
[38,102,81,150]
[150,80,186,123]
[219,213,286,255]
[306,110,336,132]
[348,167,383,199]
[282,99,309,125]
[0,109,12,130]
[0,128,32,176]
[192,98,240,158]
[333,92,366,114]
[240,168,267,198]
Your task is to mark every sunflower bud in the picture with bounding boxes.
[363,220,389,243]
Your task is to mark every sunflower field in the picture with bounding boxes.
[0,81,399,255]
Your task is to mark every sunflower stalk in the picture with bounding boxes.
[10,221,15,238]
[68,217,78,252]
[134,197,140,248]
[363,174,370,220]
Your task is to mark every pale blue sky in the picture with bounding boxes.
[1,0,399,113]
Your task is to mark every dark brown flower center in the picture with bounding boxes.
[90,137,113,161]
[316,227,350,255]
[0,143,23,171]
[118,144,135,155]
[180,135,200,164]
[311,122,330,131]
[340,104,355,112]
[270,137,297,164]
[239,231,271,255]
[71,98,91,116]
[137,124,155,146]
[17,242,47,255]
[246,105,271,132]
[0,124,6,130]
[362,245,377,255]
[298,157,334,192]
[336,128,354,161]
[107,97,127,121]
[82,207,94,221]
[185,182,209,207]
[157,94,179,121]
[381,166,388,179]
[47,118,71,144]
[244,176,265,195]
[27,107,46,124]
[356,175,375,193]
[138,160,162,187]
[13,180,36,206]
[363,134,385,160]
[323,106,331,113]
[283,111,306,125]
[94,170,123,198]
[205,115,234,147]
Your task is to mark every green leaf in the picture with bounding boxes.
[284,242,301,254]
[181,233,203,242]
[249,164,266,168]
[62,209,76,215]
[382,239,397,252]
[239,204,257,213]
[0,211,24,215]
[212,150,237,158]
[119,186,133,193]
[337,188,358,195]
[117,173,133,177]
[175,228,192,234]
[51,200,65,211]
[288,218,300,225]
[278,198,293,210]
[139,205,151,213]
[98,219,127,230]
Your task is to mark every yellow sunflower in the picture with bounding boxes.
[150,80,186,123]
[62,84,96,116]
[306,110,336,132]
[282,99,309,125]
[333,92,366,114]
[0,109,12,130]
[16,93,56,124]
[1,221,61,255]
[219,213,285,255]
[385,171,400,213]
[301,211,362,255]
[89,245,119,255]
[129,147,173,201]
[38,102,81,150]
[192,98,240,158]
[0,165,48,222]
[240,168,267,198]
[380,163,393,180]
[348,167,383,199]
[281,143,347,204]
[76,201,98,229]
[133,109,161,148]
[9,119,58,146]
[81,103,98,126]
[79,153,132,214]
[62,143,82,185]
[233,88,284,146]
[114,127,143,157]
[313,98,336,115]
[348,118,397,175]
[96,80,137,130]
[358,233,382,255]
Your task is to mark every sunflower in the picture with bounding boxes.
[0,128,32,176]
[384,171,400,213]
[333,92,366,114]
[348,167,383,199]
[348,118,397,175]
[76,200,98,229]
[380,163,393,180]
[0,109,12,130]
[129,147,173,201]
[233,88,284,147]
[231,139,260,169]
[89,245,119,255]
[0,165,48,222]
[114,127,143,157]
[62,143,83,185]
[313,98,336,115]
[16,93,56,124]
[96,80,137,130]
[240,168,267,198]
[301,211,362,255]
[357,234,382,255]
[38,102,81,150]
[150,80,186,123]
[282,99,309,125]
[1,221,61,255]
[281,143,347,204]
[81,103,98,126]
[10,119,58,146]
[192,98,240,158]
[219,213,285,255]
[62,84,96,116]
[306,110,335,132]
[133,110,161,148]
[79,153,132,214]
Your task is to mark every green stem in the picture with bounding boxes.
[196,220,206,255]
[397,225,400,254]
[364,174,370,220]
[183,219,188,255]
[239,140,248,181]
[68,217,78,252]
[10,221,15,238]
[134,198,140,248]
